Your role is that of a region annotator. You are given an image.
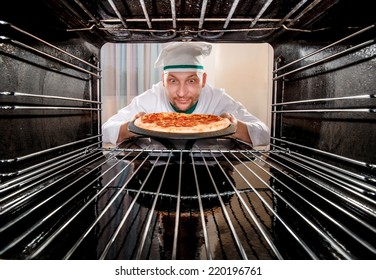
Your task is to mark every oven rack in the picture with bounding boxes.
[273,24,375,79]
[0,136,102,178]
[271,22,376,183]
[0,21,101,112]
[0,20,101,77]
[0,91,100,105]
[0,138,374,260]
[0,19,101,175]
[58,0,338,41]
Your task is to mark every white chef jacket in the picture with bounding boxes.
[102,81,270,146]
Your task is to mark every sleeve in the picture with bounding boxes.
[216,90,270,147]
[102,82,167,145]
[236,105,270,147]
[101,97,144,145]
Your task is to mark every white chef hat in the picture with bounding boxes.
[155,42,212,72]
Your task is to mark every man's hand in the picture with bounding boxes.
[133,112,146,120]
[116,112,146,144]
[220,112,237,126]
[221,113,252,145]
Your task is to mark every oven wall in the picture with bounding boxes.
[272,39,376,172]
[0,35,100,168]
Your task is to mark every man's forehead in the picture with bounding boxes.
[167,72,200,78]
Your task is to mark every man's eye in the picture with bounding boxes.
[188,79,198,84]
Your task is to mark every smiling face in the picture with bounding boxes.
[163,71,207,112]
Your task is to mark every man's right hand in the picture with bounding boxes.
[133,111,146,120]
[116,112,146,144]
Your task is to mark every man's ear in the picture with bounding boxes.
[201,72,207,88]
[162,72,165,86]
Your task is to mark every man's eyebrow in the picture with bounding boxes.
[167,74,199,79]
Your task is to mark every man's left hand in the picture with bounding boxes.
[220,113,252,145]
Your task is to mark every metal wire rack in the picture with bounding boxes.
[59,0,338,41]
[0,137,374,260]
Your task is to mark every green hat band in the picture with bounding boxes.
[163,65,204,70]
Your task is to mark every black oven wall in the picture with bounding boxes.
[272,37,376,175]
[0,27,101,176]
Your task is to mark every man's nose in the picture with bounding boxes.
[176,84,187,97]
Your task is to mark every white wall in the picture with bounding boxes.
[204,43,273,130]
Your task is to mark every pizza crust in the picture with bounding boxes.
[134,112,231,133]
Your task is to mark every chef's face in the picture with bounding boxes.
[163,71,207,111]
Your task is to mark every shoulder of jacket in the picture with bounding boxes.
[135,82,164,98]
[203,84,228,99]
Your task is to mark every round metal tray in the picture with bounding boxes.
[128,120,236,140]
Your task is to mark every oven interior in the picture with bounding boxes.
[0,0,375,260]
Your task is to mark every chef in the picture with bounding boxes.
[102,42,270,146]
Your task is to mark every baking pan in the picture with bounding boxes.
[128,120,236,140]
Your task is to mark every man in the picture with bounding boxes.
[102,42,270,146]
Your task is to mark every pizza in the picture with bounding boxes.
[133,112,231,133]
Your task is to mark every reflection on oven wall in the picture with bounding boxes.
[100,43,273,146]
